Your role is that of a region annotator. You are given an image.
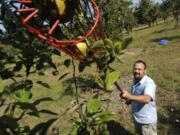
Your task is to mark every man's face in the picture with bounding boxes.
[133,63,146,80]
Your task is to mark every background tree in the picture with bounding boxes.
[160,0,171,22]
[134,0,161,27]
[170,0,180,28]
[97,0,135,37]
[149,3,160,26]
[160,0,180,27]
[134,0,153,26]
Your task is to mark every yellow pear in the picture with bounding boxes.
[55,0,66,15]
[76,42,88,56]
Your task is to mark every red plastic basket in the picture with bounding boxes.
[11,0,104,61]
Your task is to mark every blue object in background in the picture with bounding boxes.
[160,39,168,45]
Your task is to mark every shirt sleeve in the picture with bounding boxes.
[144,81,156,101]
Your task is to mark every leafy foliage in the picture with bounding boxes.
[78,37,132,72]
[0,1,59,79]
[70,98,116,135]
[70,37,132,134]
[160,0,171,21]
[87,98,101,113]
[169,0,180,27]
[134,0,160,26]
[105,69,120,91]
[96,0,135,36]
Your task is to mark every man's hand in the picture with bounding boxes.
[119,90,152,104]
[120,90,132,100]
[119,90,132,105]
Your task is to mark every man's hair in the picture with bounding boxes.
[134,60,147,69]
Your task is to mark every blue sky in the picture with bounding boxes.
[133,0,162,5]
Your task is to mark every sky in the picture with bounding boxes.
[133,0,162,5]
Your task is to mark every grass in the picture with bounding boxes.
[1,20,180,135]
[117,21,180,135]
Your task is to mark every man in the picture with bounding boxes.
[120,60,157,135]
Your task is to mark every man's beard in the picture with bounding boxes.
[134,73,142,82]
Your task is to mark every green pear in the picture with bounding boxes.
[76,42,88,56]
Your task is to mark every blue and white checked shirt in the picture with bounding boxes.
[131,75,157,124]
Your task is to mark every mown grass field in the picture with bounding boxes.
[1,20,180,135]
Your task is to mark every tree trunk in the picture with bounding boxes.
[175,15,179,28]
[156,20,158,25]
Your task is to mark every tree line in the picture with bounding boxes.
[97,0,180,36]
[0,0,180,38]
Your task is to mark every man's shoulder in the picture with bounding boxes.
[144,76,156,86]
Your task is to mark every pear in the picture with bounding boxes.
[76,42,88,56]
[55,0,66,15]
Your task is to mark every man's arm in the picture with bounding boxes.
[120,90,151,104]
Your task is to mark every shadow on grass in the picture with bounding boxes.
[61,76,98,96]
[158,106,180,135]
[107,120,134,135]
[36,80,51,88]
[5,79,33,93]
[152,28,169,34]
[0,47,16,79]
[151,35,180,43]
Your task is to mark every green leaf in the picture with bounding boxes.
[114,42,123,55]
[94,72,104,89]
[105,69,120,91]
[92,40,104,49]
[92,111,116,124]
[112,38,123,45]
[122,37,133,50]
[87,98,101,113]
[99,129,110,135]
[104,39,113,47]
[70,125,80,135]
[0,78,4,93]
[93,49,108,60]
[15,89,31,102]
[112,38,123,54]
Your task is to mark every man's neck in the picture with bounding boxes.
[134,75,146,84]
[134,79,140,84]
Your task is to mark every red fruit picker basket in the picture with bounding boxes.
[10,0,105,61]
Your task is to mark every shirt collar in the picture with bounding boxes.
[133,75,147,85]
[139,75,147,84]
